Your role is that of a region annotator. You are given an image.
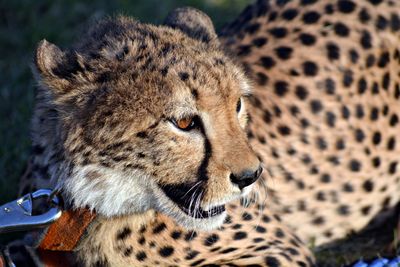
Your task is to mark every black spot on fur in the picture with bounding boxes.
[326,112,336,127]
[343,69,353,87]
[325,4,334,14]
[242,212,253,221]
[324,78,335,94]
[179,72,189,81]
[252,37,268,47]
[310,99,323,113]
[359,8,371,24]
[337,204,350,215]
[388,161,397,174]
[255,225,267,233]
[320,173,331,183]
[274,81,289,96]
[337,0,356,13]
[116,227,132,241]
[191,89,198,99]
[390,114,399,126]
[390,13,400,31]
[376,15,388,30]
[368,0,383,5]
[358,77,367,94]
[136,131,147,138]
[245,23,261,34]
[378,52,390,68]
[382,72,390,90]
[299,33,316,46]
[123,246,133,257]
[153,223,167,234]
[171,230,182,239]
[160,66,169,76]
[256,72,269,86]
[312,216,325,225]
[204,234,219,246]
[221,247,238,254]
[302,61,318,76]
[361,205,371,215]
[137,237,145,245]
[372,131,382,145]
[233,231,247,240]
[362,180,374,192]
[282,9,298,20]
[278,125,291,136]
[349,159,361,172]
[343,183,354,192]
[355,128,365,142]
[349,49,359,63]
[253,237,264,243]
[360,30,372,49]
[190,259,206,266]
[302,11,321,24]
[260,56,276,69]
[387,137,396,150]
[237,45,252,56]
[136,251,147,261]
[265,256,281,267]
[275,46,293,60]
[159,246,174,257]
[269,27,288,38]
[327,42,340,60]
[334,22,350,36]
[185,250,200,260]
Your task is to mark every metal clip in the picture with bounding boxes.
[0,189,62,234]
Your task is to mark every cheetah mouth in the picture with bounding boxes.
[160,184,226,219]
[179,204,226,219]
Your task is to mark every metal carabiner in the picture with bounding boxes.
[0,189,62,234]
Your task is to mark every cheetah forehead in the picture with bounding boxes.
[34,16,250,123]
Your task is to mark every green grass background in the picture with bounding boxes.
[0,0,250,204]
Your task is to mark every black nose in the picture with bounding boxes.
[230,166,263,190]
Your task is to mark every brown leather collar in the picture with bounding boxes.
[0,209,94,267]
[33,208,96,266]
[38,208,96,251]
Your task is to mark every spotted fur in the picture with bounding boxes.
[16,0,400,266]
[221,0,400,245]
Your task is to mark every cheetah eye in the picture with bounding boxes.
[172,116,197,131]
[236,98,242,113]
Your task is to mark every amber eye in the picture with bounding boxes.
[173,117,196,131]
[236,98,242,113]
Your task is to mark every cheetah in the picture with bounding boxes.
[10,0,400,266]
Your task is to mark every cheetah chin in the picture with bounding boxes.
[153,181,255,230]
[154,187,228,231]
[64,165,239,231]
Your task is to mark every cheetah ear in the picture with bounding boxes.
[164,7,218,43]
[34,39,76,93]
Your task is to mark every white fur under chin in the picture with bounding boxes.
[63,165,157,217]
[62,164,252,231]
[152,185,227,231]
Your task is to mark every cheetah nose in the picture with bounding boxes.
[230,165,263,190]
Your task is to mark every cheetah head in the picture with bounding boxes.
[33,8,261,230]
